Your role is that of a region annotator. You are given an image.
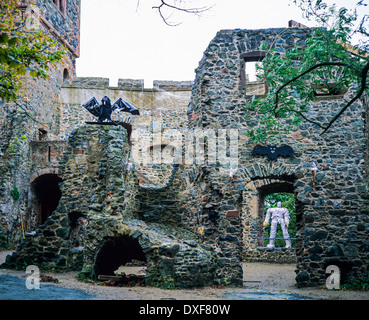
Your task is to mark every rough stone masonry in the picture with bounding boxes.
[1,0,369,289]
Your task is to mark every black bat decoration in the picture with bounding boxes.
[83,96,140,123]
[83,97,100,118]
[252,145,294,161]
[112,98,140,115]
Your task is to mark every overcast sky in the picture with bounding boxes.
[75,0,356,88]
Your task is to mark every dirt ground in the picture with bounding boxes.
[0,250,368,300]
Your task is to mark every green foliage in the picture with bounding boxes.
[8,134,27,153]
[10,186,19,200]
[246,0,369,143]
[75,272,101,284]
[0,234,8,249]
[0,0,66,102]
[264,193,296,247]
[342,276,369,291]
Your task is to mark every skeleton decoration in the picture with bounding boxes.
[83,96,140,124]
[311,162,318,191]
[252,144,294,161]
[263,201,291,248]
[124,158,133,183]
[228,168,235,194]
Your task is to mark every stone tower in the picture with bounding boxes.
[0,0,80,245]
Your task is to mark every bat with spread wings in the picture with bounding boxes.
[252,145,294,161]
[111,98,140,115]
[83,97,101,118]
[83,96,140,123]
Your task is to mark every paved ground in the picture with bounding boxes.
[0,250,368,300]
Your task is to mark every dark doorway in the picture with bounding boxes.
[94,236,146,276]
[31,174,62,225]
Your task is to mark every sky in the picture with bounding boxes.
[75,0,358,88]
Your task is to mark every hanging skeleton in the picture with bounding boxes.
[228,168,235,194]
[311,162,318,191]
[124,158,132,183]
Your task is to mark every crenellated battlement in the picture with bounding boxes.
[67,77,193,91]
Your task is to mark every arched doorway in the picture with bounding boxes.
[94,236,147,277]
[29,174,62,227]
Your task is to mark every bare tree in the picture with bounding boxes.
[138,0,213,26]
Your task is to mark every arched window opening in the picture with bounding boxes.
[38,127,47,140]
[63,68,69,84]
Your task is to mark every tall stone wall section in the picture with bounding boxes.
[3,125,218,288]
[0,0,79,245]
[4,125,129,269]
[187,27,369,287]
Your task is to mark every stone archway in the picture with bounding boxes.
[93,235,147,276]
[240,163,304,266]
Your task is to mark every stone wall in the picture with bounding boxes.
[0,0,79,246]
[35,0,80,60]
[0,61,71,246]
[3,125,130,269]
[187,27,369,287]
[2,15,369,289]
[3,125,217,288]
[60,78,192,187]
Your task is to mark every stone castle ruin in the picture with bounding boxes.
[1,1,368,288]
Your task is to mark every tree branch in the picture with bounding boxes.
[152,0,212,26]
[294,109,326,129]
[274,61,352,113]
[273,60,369,135]
[320,60,369,134]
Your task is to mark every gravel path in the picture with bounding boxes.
[1,250,368,300]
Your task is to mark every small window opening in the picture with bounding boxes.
[38,128,47,140]
[240,51,267,96]
[63,68,69,84]
[52,0,66,15]
[312,83,348,97]
[59,0,64,13]
[246,61,263,83]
